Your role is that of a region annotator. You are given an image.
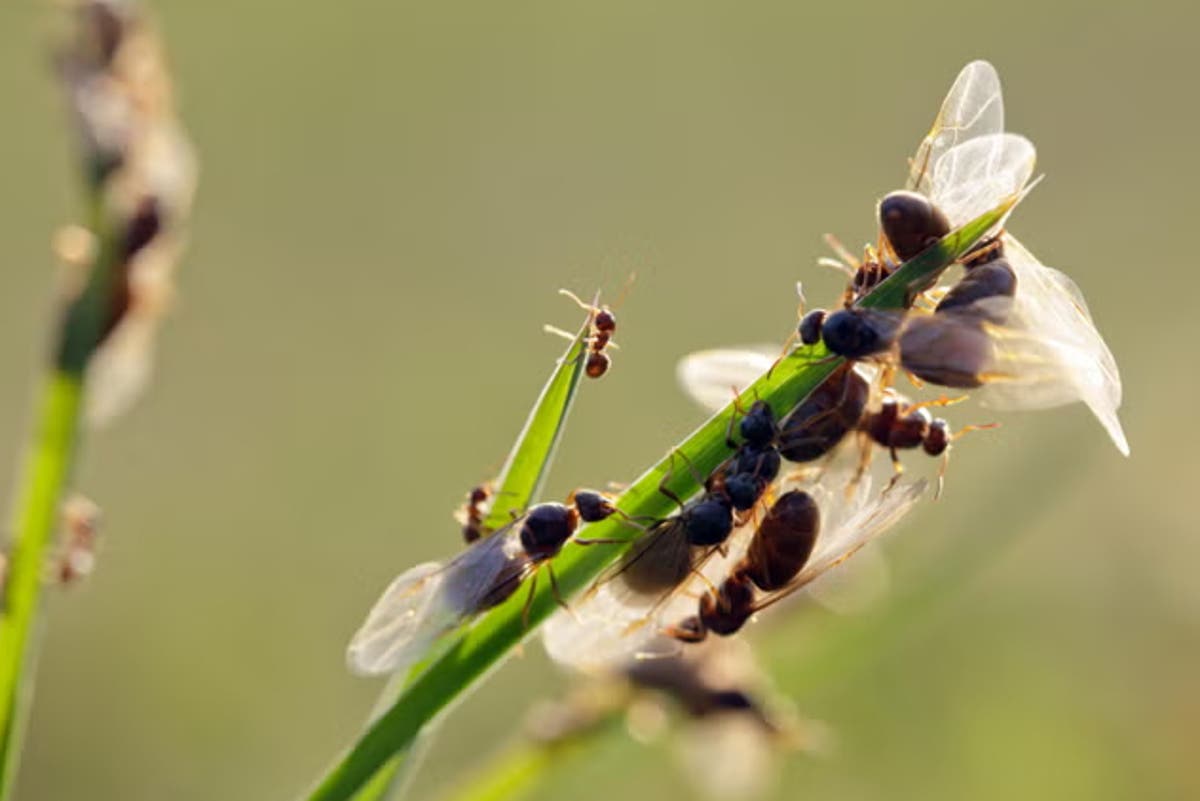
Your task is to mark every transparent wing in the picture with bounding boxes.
[979,236,1128,455]
[804,541,891,614]
[676,347,778,413]
[755,475,927,611]
[928,133,1036,228]
[543,521,698,672]
[346,561,451,676]
[346,530,527,676]
[909,60,1005,195]
[543,517,756,673]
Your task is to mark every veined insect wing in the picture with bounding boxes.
[346,523,529,676]
[543,512,755,672]
[976,236,1128,454]
[928,132,1036,229]
[675,346,777,413]
[908,60,1005,196]
[346,561,449,676]
[753,474,927,614]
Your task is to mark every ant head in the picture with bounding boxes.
[593,307,616,334]
[798,308,827,346]
[571,489,615,523]
[923,419,950,456]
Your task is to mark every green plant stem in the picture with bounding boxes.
[0,173,118,801]
[352,322,592,801]
[439,717,623,801]
[302,198,1016,801]
[0,371,85,796]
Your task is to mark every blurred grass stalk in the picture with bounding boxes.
[353,319,594,801]
[0,373,86,796]
[0,2,194,796]
[303,198,1017,801]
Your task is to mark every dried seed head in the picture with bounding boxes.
[58,495,102,586]
[55,1,197,425]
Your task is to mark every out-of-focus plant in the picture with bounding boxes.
[0,1,195,795]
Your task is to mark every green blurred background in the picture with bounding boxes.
[1,1,1196,800]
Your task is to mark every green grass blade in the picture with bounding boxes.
[301,197,1016,801]
[0,189,129,799]
[0,373,85,798]
[350,317,594,801]
[482,315,592,530]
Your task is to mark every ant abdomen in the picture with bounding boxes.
[878,190,951,262]
[741,490,820,593]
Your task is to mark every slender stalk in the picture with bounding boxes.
[0,2,193,795]
[0,148,119,801]
[353,322,593,801]
[0,374,85,796]
[438,721,621,801]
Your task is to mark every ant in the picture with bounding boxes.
[546,280,632,379]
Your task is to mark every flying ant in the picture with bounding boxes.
[347,488,621,676]
[663,476,926,644]
[667,490,819,642]
[806,234,1022,391]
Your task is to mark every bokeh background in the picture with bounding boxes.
[1,1,1196,800]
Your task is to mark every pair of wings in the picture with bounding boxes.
[346,522,532,676]
[542,467,927,673]
[907,61,1127,455]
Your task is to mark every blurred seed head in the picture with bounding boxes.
[57,494,102,586]
[55,1,196,424]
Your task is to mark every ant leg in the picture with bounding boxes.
[543,324,579,341]
[884,447,905,493]
[900,394,968,416]
[951,422,1001,442]
[672,449,708,489]
[848,431,874,497]
[655,452,688,511]
[546,564,575,620]
[903,369,926,390]
[574,535,635,545]
[934,423,999,500]
[690,565,720,596]
[823,234,860,275]
[521,570,540,629]
[818,256,856,280]
[962,234,1005,266]
[770,282,810,375]
[877,230,898,267]
[559,288,598,315]
[770,329,803,377]
[725,394,749,449]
